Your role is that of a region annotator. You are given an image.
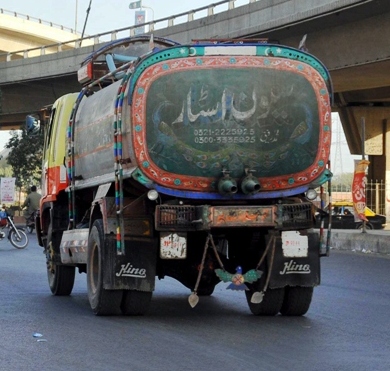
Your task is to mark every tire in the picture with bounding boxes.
[46,225,75,296]
[87,219,123,315]
[121,290,152,316]
[356,223,373,230]
[197,285,215,296]
[245,287,285,316]
[280,286,314,316]
[9,229,29,249]
[27,226,34,234]
[48,264,76,296]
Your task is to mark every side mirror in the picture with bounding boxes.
[26,115,41,134]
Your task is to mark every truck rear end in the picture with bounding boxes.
[36,36,333,316]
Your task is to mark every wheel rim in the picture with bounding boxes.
[47,264,55,285]
[46,242,56,287]
[10,230,28,249]
[47,261,58,291]
[89,242,99,295]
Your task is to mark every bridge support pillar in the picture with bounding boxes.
[338,106,390,223]
[385,119,390,225]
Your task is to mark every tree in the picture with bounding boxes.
[0,152,13,178]
[5,126,44,190]
[331,172,354,191]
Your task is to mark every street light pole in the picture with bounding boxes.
[141,5,154,22]
[75,0,78,33]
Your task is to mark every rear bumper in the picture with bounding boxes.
[155,203,314,231]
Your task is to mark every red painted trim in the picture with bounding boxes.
[132,56,331,192]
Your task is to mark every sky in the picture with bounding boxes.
[0,0,226,150]
[0,0,246,34]
[0,0,359,173]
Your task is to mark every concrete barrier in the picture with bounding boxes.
[328,230,390,256]
[7,217,390,256]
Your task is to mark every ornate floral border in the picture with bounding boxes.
[131,56,331,192]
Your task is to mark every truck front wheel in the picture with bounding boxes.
[48,263,75,296]
[87,219,123,315]
[46,224,75,296]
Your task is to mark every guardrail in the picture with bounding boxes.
[0,0,258,62]
[0,8,76,34]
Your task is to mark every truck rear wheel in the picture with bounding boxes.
[87,219,123,315]
[197,284,216,296]
[121,290,152,315]
[245,287,285,316]
[280,286,313,316]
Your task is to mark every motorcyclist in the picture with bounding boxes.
[22,185,41,220]
[0,205,7,238]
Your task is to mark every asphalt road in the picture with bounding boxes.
[0,233,389,371]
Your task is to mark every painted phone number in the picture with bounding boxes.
[194,128,256,144]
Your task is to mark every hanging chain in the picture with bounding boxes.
[192,235,211,294]
[208,233,226,271]
[66,60,135,232]
[113,72,131,255]
[261,235,276,293]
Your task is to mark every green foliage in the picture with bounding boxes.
[0,151,13,177]
[331,172,354,188]
[5,127,44,189]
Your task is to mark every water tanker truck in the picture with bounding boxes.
[32,35,333,316]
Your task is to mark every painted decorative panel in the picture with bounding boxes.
[132,56,331,192]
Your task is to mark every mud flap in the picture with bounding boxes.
[103,236,157,292]
[268,232,320,289]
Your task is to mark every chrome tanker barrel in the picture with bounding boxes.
[72,41,332,198]
[73,80,136,189]
[72,36,181,190]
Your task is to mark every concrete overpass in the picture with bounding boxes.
[0,7,91,129]
[0,8,79,57]
[0,0,389,184]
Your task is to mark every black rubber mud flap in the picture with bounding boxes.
[103,236,157,291]
[268,232,320,289]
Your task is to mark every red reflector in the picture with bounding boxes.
[77,62,92,84]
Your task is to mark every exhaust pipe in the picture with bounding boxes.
[218,170,238,195]
[240,170,260,195]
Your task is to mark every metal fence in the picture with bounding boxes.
[329,180,388,215]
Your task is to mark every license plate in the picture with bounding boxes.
[281,231,308,257]
[160,232,187,259]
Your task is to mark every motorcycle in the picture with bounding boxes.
[0,211,29,249]
[26,210,39,234]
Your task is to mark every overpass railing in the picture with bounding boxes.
[0,0,258,62]
[0,8,77,34]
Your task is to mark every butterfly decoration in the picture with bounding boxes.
[215,266,262,290]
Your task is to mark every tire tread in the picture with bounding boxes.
[245,287,285,316]
[280,286,313,316]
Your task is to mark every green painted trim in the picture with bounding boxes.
[130,47,190,95]
[256,45,330,81]
[129,43,331,101]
